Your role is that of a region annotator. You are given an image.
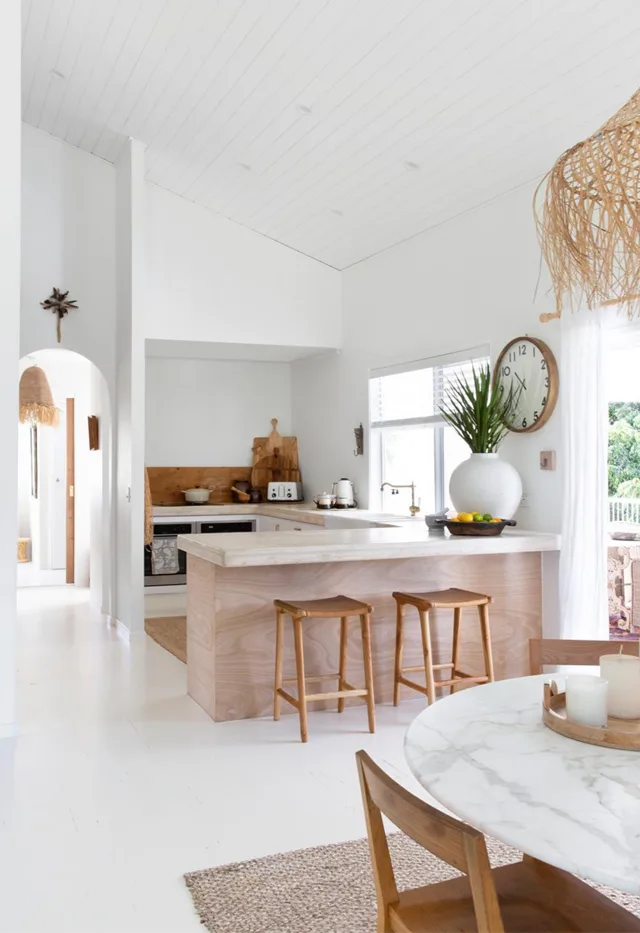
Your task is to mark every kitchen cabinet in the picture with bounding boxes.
[256,516,280,532]
[257,516,318,533]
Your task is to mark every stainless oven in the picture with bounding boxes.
[144,521,196,586]
[144,517,257,587]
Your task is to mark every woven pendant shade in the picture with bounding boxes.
[19,366,59,426]
[535,87,640,320]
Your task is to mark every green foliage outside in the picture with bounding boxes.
[609,402,640,496]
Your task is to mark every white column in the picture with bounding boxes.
[0,0,21,733]
[114,139,146,634]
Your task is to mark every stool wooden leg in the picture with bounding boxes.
[338,616,348,713]
[360,613,376,734]
[479,603,495,683]
[450,607,461,695]
[393,600,404,707]
[292,616,308,743]
[418,609,436,705]
[274,608,285,720]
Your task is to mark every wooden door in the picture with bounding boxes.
[66,398,75,584]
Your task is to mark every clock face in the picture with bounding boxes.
[494,337,558,433]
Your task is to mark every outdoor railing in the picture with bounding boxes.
[609,497,640,525]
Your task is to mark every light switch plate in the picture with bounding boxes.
[540,450,556,471]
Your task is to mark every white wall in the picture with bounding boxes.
[89,365,112,614]
[114,139,146,634]
[0,0,20,733]
[292,182,562,532]
[21,124,116,388]
[17,422,31,537]
[145,183,341,349]
[145,357,291,466]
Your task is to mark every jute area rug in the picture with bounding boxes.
[185,833,640,933]
[144,616,186,663]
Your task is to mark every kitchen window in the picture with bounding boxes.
[370,347,490,515]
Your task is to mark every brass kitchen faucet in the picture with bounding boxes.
[380,482,420,517]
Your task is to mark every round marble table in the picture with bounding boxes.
[405,674,640,894]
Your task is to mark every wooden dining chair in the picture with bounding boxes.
[356,750,640,933]
[529,638,638,675]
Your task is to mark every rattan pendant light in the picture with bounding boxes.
[19,365,59,426]
[535,87,640,321]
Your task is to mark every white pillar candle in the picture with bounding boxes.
[599,654,640,719]
[565,675,608,727]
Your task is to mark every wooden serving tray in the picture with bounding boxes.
[543,680,640,751]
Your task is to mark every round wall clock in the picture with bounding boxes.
[493,336,559,433]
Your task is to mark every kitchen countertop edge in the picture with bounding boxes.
[177,528,561,568]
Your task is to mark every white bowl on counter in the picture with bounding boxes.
[182,488,211,504]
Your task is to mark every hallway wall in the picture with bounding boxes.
[0,0,21,733]
[21,124,117,388]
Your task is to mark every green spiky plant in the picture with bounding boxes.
[439,364,521,453]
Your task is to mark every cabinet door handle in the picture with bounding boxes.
[275,524,280,531]
[294,527,302,531]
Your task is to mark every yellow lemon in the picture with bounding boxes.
[491,517,502,523]
[457,512,473,523]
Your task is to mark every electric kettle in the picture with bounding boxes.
[332,478,355,509]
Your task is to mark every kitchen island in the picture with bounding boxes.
[177,524,560,722]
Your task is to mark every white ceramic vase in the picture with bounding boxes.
[448,452,522,519]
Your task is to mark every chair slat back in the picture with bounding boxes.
[529,638,637,674]
[356,751,504,933]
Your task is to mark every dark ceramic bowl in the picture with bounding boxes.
[435,519,517,537]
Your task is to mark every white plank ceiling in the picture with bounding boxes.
[22,0,640,269]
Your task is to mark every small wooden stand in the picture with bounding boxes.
[543,680,640,751]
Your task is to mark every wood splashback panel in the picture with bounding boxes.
[147,466,252,505]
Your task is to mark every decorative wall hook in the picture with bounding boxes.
[88,415,100,451]
[353,422,364,457]
[40,287,78,343]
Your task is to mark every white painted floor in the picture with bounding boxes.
[1,587,426,933]
[16,562,66,587]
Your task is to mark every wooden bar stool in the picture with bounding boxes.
[392,587,494,706]
[273,595,376,743]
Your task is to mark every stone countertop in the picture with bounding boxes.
[152,502,417,526]
[177,526,560,568]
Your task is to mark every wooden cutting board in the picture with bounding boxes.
[252,419,300,474]
[251,451,301,494]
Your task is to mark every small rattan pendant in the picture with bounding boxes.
[19,365,59,427]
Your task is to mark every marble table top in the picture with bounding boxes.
[405,675,640,894]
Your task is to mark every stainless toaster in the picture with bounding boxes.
[267,482,304,501]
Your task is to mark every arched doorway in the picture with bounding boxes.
[17,349,113,616]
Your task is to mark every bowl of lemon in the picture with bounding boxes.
[435,513,517,537]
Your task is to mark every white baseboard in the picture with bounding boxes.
[112,618,146,640]
[112,617,129,641]
[144,591,187,619]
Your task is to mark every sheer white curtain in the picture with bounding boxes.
[559,309,609,639]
